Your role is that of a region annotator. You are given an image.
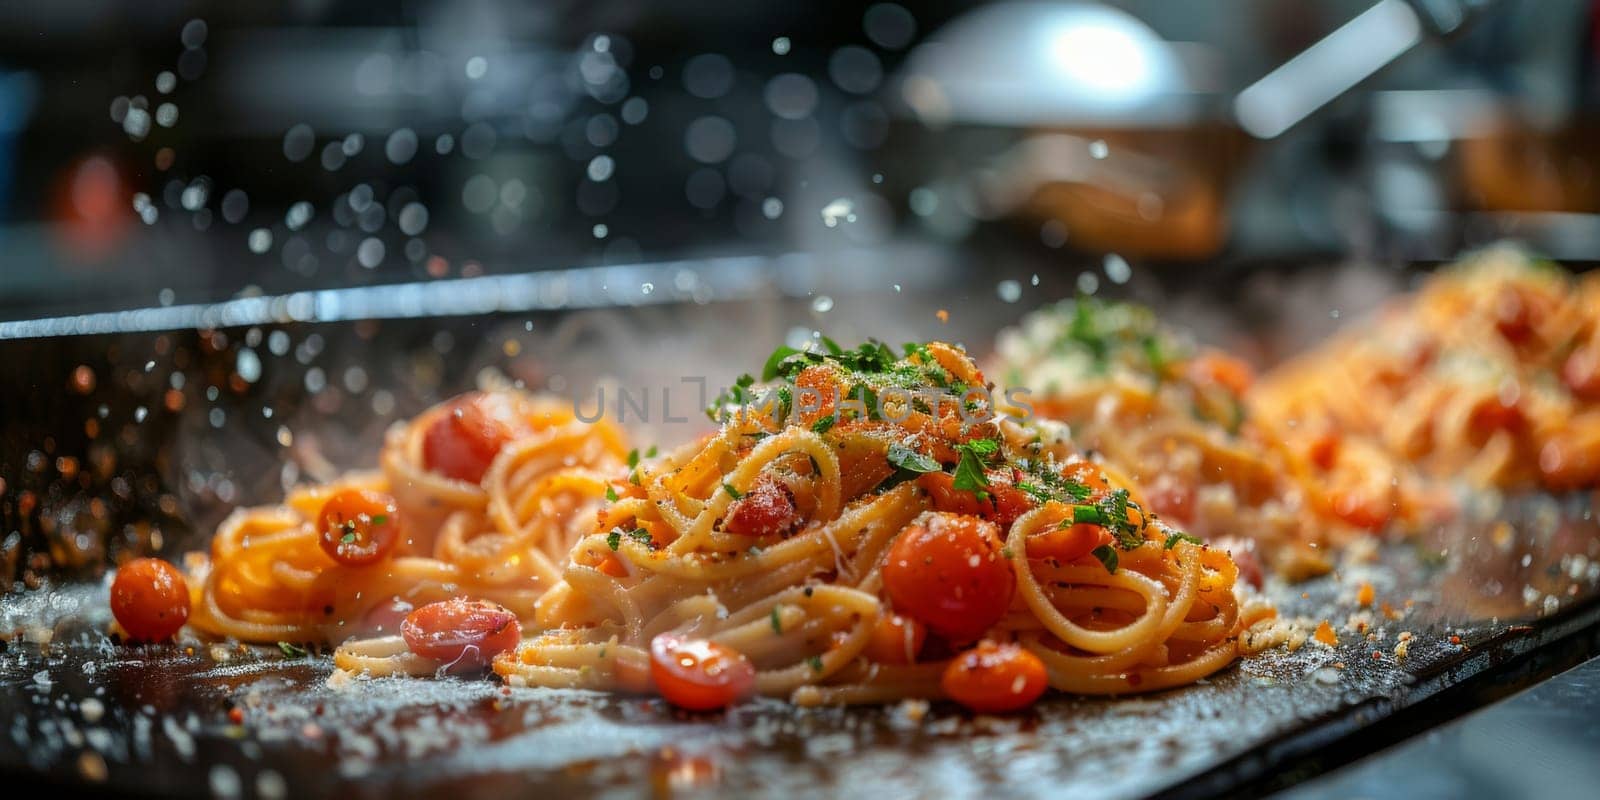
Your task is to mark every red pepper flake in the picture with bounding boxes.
[1449,635,1462,645]
[1371,651,1382,660]
[228,707,244,724]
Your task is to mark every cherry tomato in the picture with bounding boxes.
[401,598,521,669]
[110,558,190,642]
[882,513,1015,643]
[722,475,798,537]
[1494,287,1534,344]
[422,392,527,483]
[1563,346,1600,402]
[1026,522,1111,563]
[1144,476,1196,521]
[941,641,1049,713]
[649,633,756,711]
[1329,489,1394,531]
[1307,431,1341,471]
[864,613,927,664]
[1212,536,1263,590]
[1187,351,1255,397]
[916,472,1035,529]
[316,489,400,567]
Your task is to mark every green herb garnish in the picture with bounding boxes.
[887,444,940,474]
[605,486,620,503]
[1164,532,1203,550]
[626,449,640,469]
[1090,545,1119,574]
[606,530,621,550]
[723,483,743,500]
[770,607,783,635]
[807,655,824,673]
[810,414,836,434]
[278,641,307,659]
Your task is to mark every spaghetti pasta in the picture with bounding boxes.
[185,389,629,645]
[990,296,1366,579]
[480,340,1276,708]
[1253,246,1600,494]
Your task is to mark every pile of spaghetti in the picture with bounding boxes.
[180,390,629,644]
[990,297,1378,579]
[1253,247,1600,493]
[108,340,1277,712]
[483,340,1277,709]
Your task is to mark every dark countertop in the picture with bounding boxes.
[1283,654,1600,800]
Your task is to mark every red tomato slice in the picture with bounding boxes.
[916,472,1035,529]
[401,598,521,669]
[649,633,756,711]
[110,558,190,642]
[316,489,401,567]
[882,512,1015,643]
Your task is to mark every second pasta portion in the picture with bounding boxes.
[1254,247,1600,494]
[484,340,1275,709]
[989,296,1394,580]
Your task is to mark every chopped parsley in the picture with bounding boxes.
[1090,545,1119,574]
[340,531,357,544]
[645,445,658,458]
[706,374,758,421]
[886,443,940,473]
[277,641,308,659]
[370,514,388,526]
[628,528,653,547]
[810,414,837,434]
[606,530,621,550]
[1164,531,1203,550]
[770,607,783,635]
[626,449,640,469]
[723,483,744,500]
[605,485,620,503]
[807,655,824,673]
[951,442,993,500]
[1095,488,1145,548]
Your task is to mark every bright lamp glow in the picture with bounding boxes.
[1049,21,1154,95]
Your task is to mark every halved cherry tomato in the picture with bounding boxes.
[1026,522,1111,563]
[916,472,1035,529]
[649,633,756,711]
[722,475,797,537]
[401,598,521,669]
[110,557,190,642]
[422,392,528,483]
[882,513,1014,643]
[1144,475,1196,521]
[316,488,401,567]
[863,613,927,664]
[941,640,1049,713]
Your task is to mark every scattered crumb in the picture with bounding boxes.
[78,751,107,782]
[1314,620,1339,647]
[1356,582,1375,607]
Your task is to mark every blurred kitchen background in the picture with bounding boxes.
[1,0,1598,324]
